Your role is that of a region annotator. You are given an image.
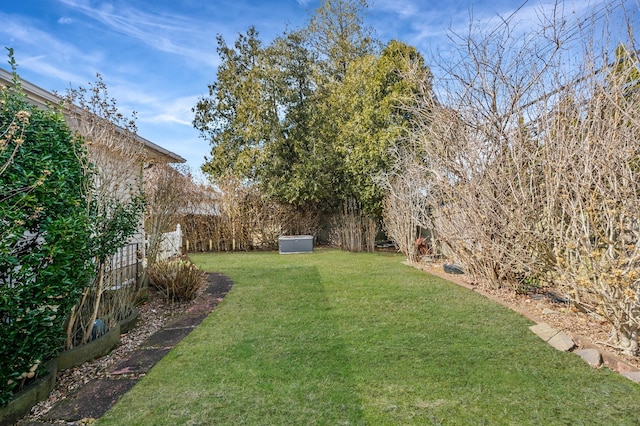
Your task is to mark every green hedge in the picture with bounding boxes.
[0,73,93,406]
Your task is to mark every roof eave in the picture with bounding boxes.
[0,68,186,164]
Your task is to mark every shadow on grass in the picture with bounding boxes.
[98,251,640,426]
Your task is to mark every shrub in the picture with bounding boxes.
[0,63,93,406]
[148,258,206,302]
[62,73,146,349]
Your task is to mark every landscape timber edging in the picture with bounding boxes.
[118,307,139,334]
[1,311,139,425]
[55,324,121,371]
[0,360,57,426]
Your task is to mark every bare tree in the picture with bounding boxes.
[144,164,201,266]
[380,143,431,262]
[61,76,145,348]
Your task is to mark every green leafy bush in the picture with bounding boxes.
[0,65,93,406]
[148,258,206,302]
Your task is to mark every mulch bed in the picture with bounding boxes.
[17,273,233,425]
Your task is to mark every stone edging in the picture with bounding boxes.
[403,261,640,382]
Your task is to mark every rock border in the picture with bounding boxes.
[403,261,640,383]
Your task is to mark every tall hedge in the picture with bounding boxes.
[0,76,93,406]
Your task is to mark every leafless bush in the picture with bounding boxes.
[407,9,561,287]
[144,164,202,266]
[403,1,640,353]
[62,76,145,348]
[242,189,321,249]
[182,176,321,252]
[380,144,432,261]
[148,257,206,302]
[329,199,377,252]
[540,42,640,354]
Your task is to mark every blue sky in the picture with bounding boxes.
[0,0,634,173]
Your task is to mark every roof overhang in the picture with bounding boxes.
[0,68,186,164]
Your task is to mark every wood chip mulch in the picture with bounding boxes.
[21,292,197,423]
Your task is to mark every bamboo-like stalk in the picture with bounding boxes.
[81,261,106,345]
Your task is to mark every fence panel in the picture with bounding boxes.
[154,224,183,261]
[106,242,142,290]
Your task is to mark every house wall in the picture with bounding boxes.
[1,68,185,289]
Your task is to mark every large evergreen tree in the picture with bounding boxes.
[193,0,432,220]
[194,27,272,181]
[305,0,377,81]
[330,40,431,216]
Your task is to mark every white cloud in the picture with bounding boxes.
[1,14,75,56]
[141,95,199,127]
[55,0,219,68]
[57,16,73,24]
[372,0,419,19]
[98,77,197,127]
[19,57,85,86]
[0,13,101,84]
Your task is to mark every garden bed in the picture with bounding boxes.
[17,290,200,423]
[0,361,57,426]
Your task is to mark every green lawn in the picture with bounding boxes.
[99,250,640,425]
